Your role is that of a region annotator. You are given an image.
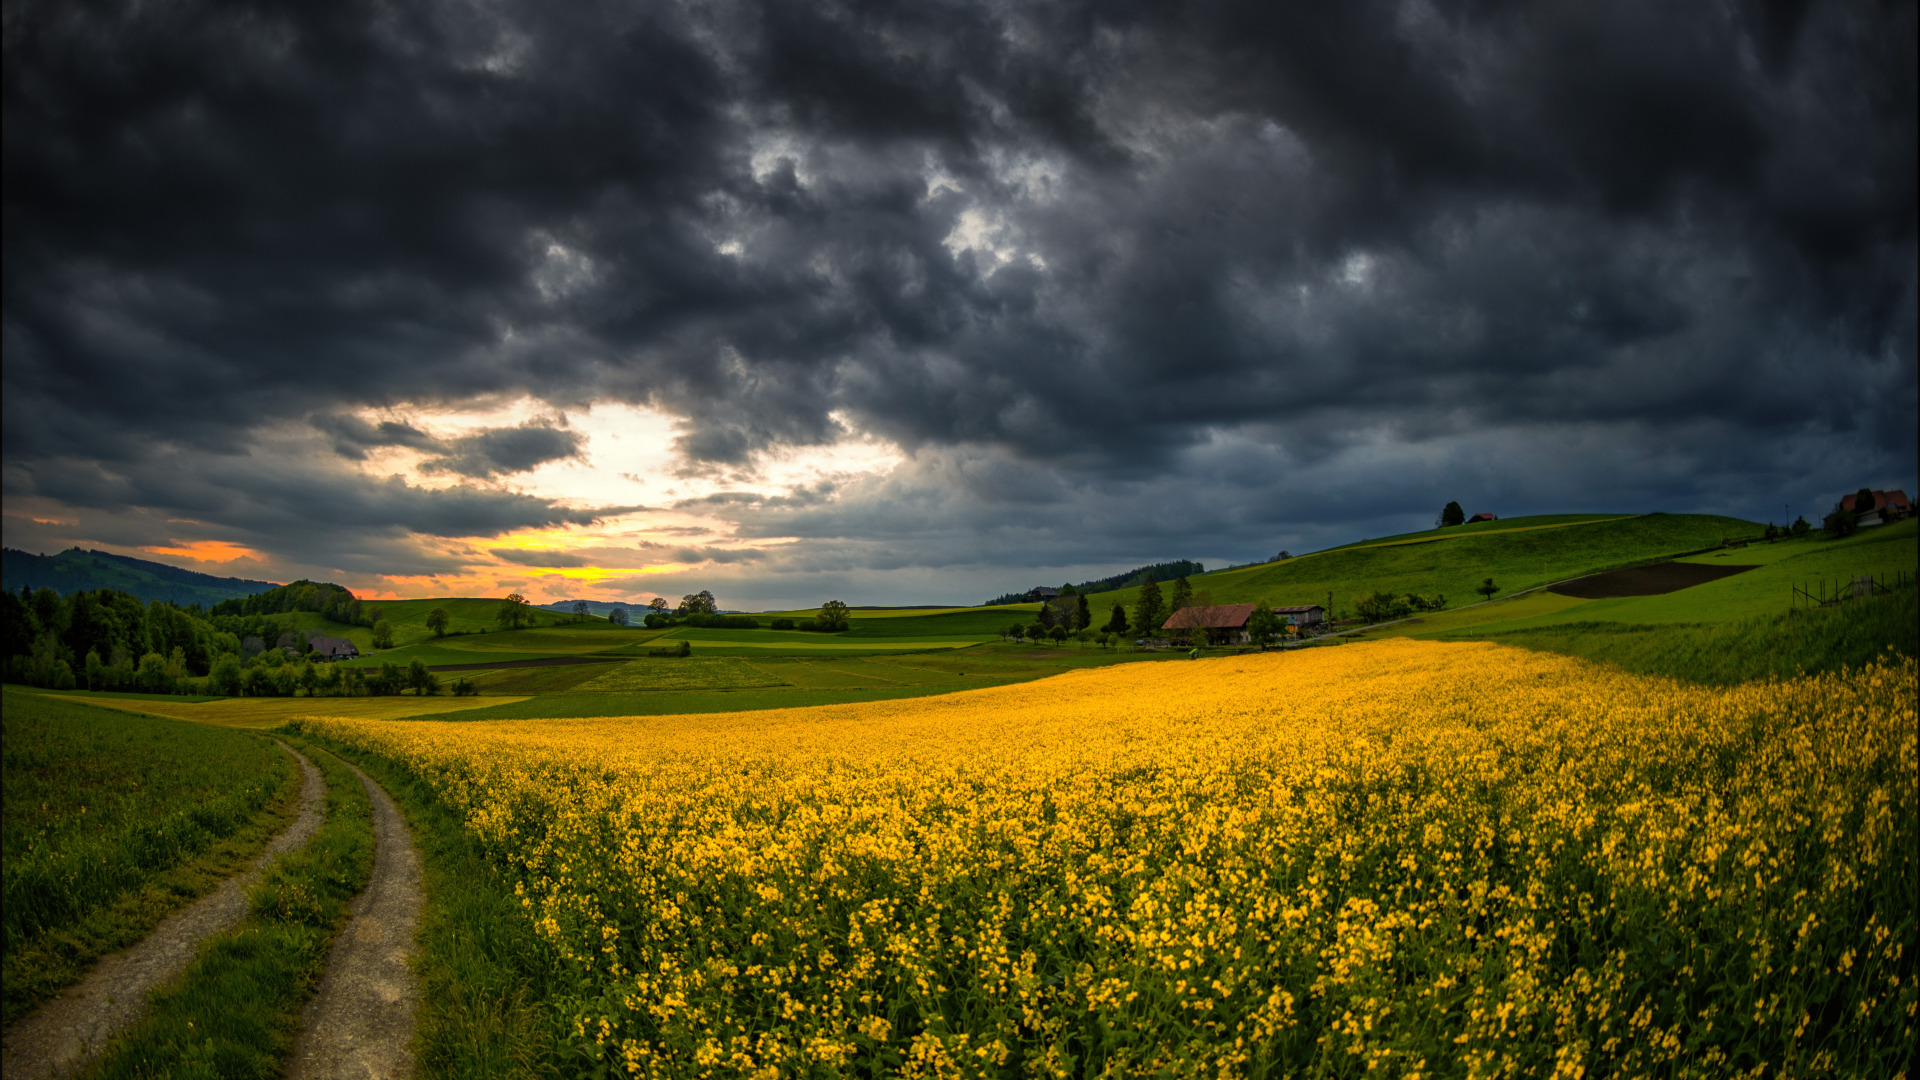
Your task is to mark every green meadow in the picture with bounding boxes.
[1,691,300,1021]
[1078,511,1762,616]
[1347,517,1919,683]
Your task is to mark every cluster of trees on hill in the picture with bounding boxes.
[983,560,1205,607]
[210,580,374,626]
[1,581,456,698]
[1354,591,1447,623]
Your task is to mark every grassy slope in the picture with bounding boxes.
[1376,519,1918,638]
[1,691,299,1022]
[1081,512,1760,616]
[86,740,375,1080]
[1343,518,1918,684]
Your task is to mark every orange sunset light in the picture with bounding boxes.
[143,540,265,563]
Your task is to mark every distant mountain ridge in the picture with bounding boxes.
[2,547,282,607]
[536,599,643,617]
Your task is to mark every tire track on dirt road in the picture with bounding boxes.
[286,757,423,1080]
[1,742,326,1080]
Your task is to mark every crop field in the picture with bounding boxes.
[298,640,1916,1076]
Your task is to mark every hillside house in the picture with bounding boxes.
[1273,604,1326,628]
[307,636,360,661]
[1162,603,1256,645]
[1023,586,1060,602]
[1840,489,1912,526]
[1467,512,1498,523]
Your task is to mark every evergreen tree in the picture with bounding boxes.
[1075,593,1091,630]
[1169,576,1193,612]
[1104,604,1129,634]
[1134,577,1166,636]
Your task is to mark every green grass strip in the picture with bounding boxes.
[1475,583,1918,684]
[80,741,373,1080]
[2,691,299,1023]
[290,728,563,1079]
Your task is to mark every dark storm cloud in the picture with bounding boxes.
[419,418,586,478]
[3,0,1914,577]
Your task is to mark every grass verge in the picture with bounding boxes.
[1473,583,1918,684]
[81,740,373,1080]
[288,726,562,1078]
[2,691,299,1023]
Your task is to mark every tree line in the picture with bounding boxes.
[0,582,454,698]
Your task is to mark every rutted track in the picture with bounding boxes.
[0,742,326,1080]
[286,758,423,1080]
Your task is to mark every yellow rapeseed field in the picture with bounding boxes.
[303,639,1916,1078]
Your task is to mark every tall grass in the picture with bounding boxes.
[1,690,293,1021]
[1479,583,1917,684]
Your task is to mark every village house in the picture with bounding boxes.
[1272,604,1326,628]
[1840,489,1912,527]
[306,635,360,661]
[1161,603,1256,645]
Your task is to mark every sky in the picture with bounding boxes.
[3,0,1915,610]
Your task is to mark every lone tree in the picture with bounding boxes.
[816,600,851,631]
[371,618,394,649]
[648,596,670,613]
[1134,576,1166,637]
[497,593,531,630]
[406,657,437,696]
[1247,600,1279,646]
[608,607,629,627]
[572,599,591,621]
[1168,576,1194,613]
[425,607,449,637]
[1477,577,1500,600]
[1439,501,1465,528]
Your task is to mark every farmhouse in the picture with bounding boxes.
[1841,489,1912,526]
[1272,604,1326,627]
[1023,586,1060,601]
[306,635,360,661]
[1467,512,1498,523]
[1161,603,1256,645]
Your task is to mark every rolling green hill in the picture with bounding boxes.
[2,547,279,606]
[1079,512,1762,620]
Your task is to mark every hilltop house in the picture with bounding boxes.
[1162,603,1256,645]
[1467,512,1498,523]
[1023,586,1060,602]
[307,636,360,661]
[1841,489,1912,527]
[1273,604,1326,628]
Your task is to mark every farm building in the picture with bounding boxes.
[1162,603,1256,645]
[1840,489,1911,526]
[1273,604,1326,627]
[1467,512,1498,523]
[307,635,360,661]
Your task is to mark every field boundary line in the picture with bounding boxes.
[1,742,327,1080]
